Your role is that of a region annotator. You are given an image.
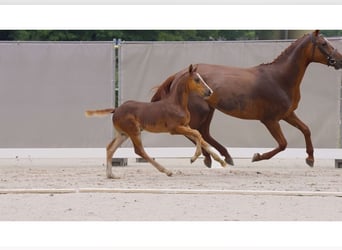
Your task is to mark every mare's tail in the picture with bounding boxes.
[85,108,115,117]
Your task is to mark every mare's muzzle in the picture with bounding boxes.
[325,49,342,69]
[317,45,342,69]
[329,57,342,69]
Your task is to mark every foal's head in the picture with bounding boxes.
[309,30,342,69]
[186,64,213,98]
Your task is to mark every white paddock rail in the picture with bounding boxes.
[0,147,341,163]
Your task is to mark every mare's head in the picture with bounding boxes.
[309,30,342,69]
[186,64,213,98]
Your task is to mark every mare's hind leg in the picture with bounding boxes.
[252,120,287,162]
[197,108,234,167]
[130,133,173,177]
[106,133,128,179]
[283,112,314,167]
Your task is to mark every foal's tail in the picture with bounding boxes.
[85,108,115,117]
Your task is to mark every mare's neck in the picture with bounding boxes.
[266,34,313,90]
[270,34,312,69]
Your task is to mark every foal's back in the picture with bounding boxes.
[113,99,189,134]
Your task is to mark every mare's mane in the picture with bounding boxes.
[261,33,309,66]
[151,34,311,102]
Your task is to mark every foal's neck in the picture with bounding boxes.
[168,78,190,110]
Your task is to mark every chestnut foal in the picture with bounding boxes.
[86,64,226,179]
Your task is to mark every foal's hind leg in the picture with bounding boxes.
[283,112,314,167]
[130,133,173,177]
[106,133,128,179]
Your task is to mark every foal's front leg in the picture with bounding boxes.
[173,126,227,167]
[172,126,202,162]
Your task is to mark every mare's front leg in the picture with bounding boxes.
[283,112,314,167]
[252,120,287,162]
[196,108,234,167]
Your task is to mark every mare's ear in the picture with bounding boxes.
[314,30,320,37]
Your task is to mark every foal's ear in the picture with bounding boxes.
[189,64,194,74]
[188,64,197,74]
[314,30,320,37]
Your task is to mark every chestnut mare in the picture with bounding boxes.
[152,30,342,168]
[86,64,226,179]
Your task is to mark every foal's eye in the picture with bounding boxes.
[322,42,327,47]
[194,78,200,83]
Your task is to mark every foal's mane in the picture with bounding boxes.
[151,74,176,102]
[261,33,310,66]
[151,70,189,102]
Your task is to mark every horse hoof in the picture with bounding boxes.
[306,158,314,167]
[204,157,212,168]
[107,174,120,179]
[252,153,261,162]
[190,156,198,164]
[166,171,173,177]
[226,157,234,166]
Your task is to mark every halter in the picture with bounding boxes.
[310,33,337,67]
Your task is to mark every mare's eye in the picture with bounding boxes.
[322,42,327,47]
[194,78,200,83]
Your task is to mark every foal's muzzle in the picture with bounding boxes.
[204,88,213,98]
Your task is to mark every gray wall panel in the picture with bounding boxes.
[0,42,114,148]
